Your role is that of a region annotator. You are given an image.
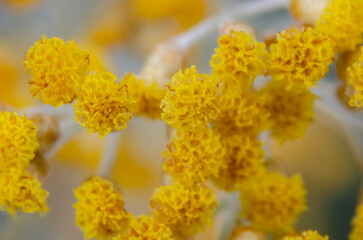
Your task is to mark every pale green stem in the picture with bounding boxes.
[98,131,123,177]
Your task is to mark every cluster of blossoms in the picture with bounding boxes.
[1,0,363,239]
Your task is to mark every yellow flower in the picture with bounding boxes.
[24,35,89,107]
[346,46,363,107]
[213,92,269,137]
[161,65,220,130]
[258,80,316,143]
[268,27,335,91]
[316,0,363,53]
[73,72,135,138]
[210,30,268,92]
[240,172,307,235]
[163,127,225,185]
[282,230,329,240]
[349,203,363,240]
[212,134,266,192]
[0,169,49,216]
[113,215,173,240]
[122,73,165,119]
[73,177,130,240]
[150,183,218,237]
[0,111,39,171]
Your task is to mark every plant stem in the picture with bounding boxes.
[98,131,123,177]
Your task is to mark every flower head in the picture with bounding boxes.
[163,127,225,185]
[259,80,316,143]
[73,177,130,240]
[212,134,266,192]
[113,215,172,240]
[210,30,268,92]
[122,73,165,119]
[282,230,329,240]
[240,172,307,235]
[73,71,135,138]
[150,183,218,237]
[0,169,49,216]
[316,0,363,53]
[346,46,363,107]
[24,35,89,107]
[268,27,334,91]
[349,203,363,240]
[161,65,220,130]
[0,111,39,171]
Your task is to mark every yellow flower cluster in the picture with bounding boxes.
[346,46,363,107]
[161,65,220,130]
[259,80,316,143]
[268,27,335,91]
[212,135,266,192]
[24,35,89,107]
[114,215,172,240]
[0,112,49,216]
[240,172,307,235]
[0,170,49,216]
[0,111,39,171]
[163,127,225,185]
[210,30,268,92]
[316,0,363,53]
[73,177,130,240]
[282,230,329,240]
[122,73,165,119]
[150,183,218,237]
[73,72,135,138]
[349,203,363,240]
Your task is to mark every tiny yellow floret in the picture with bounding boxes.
[212,134,266,192]
[122,73,165,119]
[161,65,220,130]
[316,0,363,53]
[73,72,135,138]
[282,230,329,240]
[210,30,268,92]
[73,177,130,240]
[349,203,363,240]
[0,169,49,216]
[113,215,173,240]
[150,183,218,237]
[24,35,89,107]
[0,111,39,171]
[346,46,363,107]
[163,127,225,185]
[259,80,316,143]
[268,27,334,91]
[240,172,307,235]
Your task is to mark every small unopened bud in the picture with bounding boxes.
[230,226,266,240]
[290,0,328,26]
[220,21,257,39]
[29,114,60,153]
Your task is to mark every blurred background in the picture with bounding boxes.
[0,0,362,239]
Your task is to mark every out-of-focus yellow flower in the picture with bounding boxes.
[282,230,329,240]
[268,27,334,91]
[0,169,49,216]
[150,183,218,237]
[0,111,39,171]
[213,93,269,137]
[316,0,363,53]
[210,30,268,92]
[73,177,130,240]
[163,127,225,185]
[161,65,220,130]
[24,35,90,107]
[259,80,316,143]
[122,73,165,119]
[113,215,173,240]
[349,203,363,240]
[240,172,307,236]
[73,72,135,138]
[346,46,363,107]
[212,134,266,192]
